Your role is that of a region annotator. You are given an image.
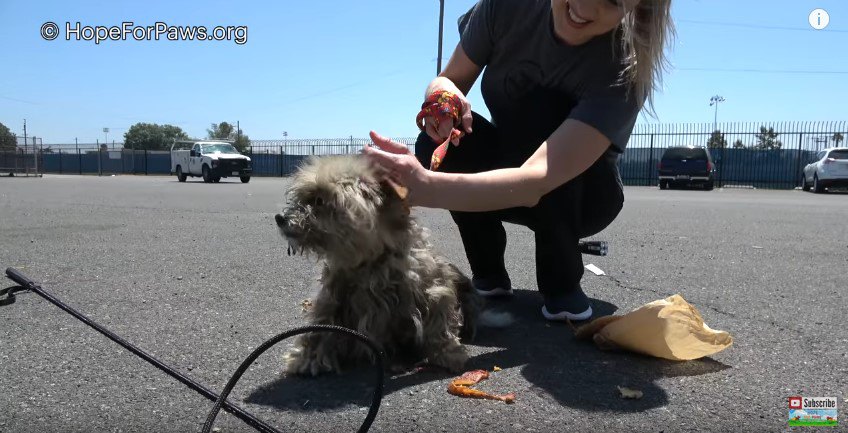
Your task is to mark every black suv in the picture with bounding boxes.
[657,146,715,190]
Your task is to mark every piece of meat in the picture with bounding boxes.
[447,369,515,404]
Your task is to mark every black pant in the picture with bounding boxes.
[415,112,624,299]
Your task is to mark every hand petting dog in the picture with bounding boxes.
[363,131,432,207]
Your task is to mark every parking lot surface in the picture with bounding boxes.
[1,175,846,432]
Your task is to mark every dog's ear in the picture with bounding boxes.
[379,178,410,216]
[383,178,408,201]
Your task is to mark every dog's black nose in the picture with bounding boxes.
[275,213,286,227]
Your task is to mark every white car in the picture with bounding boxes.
[170,140,252,183]
[802,147,848,193]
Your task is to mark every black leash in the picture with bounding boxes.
[3,267,386,433]
[201,324,385,433]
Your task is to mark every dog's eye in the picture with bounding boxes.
[312,197,324,207]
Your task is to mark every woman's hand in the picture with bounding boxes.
[363,131,432,207]
[424,77,474,146]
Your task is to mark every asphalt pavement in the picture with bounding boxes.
[1,174,846,433]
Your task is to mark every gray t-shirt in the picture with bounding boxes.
[459,0,643,160]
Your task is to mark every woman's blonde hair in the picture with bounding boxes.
[616,0,675,118]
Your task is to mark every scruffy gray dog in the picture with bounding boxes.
[275,155,490,376]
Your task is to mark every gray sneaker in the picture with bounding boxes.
[542,288,592,321]
[472,277,514,297]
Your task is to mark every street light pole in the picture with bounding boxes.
[709,95,725,132]
[437,0,445,76]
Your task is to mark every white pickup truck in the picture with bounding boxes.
[170,140,252,183]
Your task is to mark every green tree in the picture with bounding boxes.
[123,123,189,150]
[707,130,727,149]
[833,132,844,146]
[161,125,189,146]
[732,139,745,149]
[754,126,782,150]
[0,122,17,151]
[207,122,235,140]
[233,133,250,153]
[207,121,250,153]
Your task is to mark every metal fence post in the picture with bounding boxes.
[78,148,82,175]
[718,135,726,188]
[795,132,803,188]
[144,149,148,175]
[279,146,283,177]
[33,138,39,175]
[647,133,654,186]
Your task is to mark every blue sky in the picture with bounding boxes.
[1,0,846,145]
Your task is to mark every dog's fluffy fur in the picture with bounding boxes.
[275,155,481,375]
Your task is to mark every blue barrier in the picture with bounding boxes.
[41,152,314,177]
[37,147,827,189]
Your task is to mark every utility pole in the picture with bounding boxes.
[437,0,445,75]
[709,95,725,132]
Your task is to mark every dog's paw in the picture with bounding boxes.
[428,345,469,374]
[283,350,314,376]
[284,350,335,377]
[389,363,418,375]
[442,359,469,374]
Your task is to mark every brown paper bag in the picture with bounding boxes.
[574,294,733,361]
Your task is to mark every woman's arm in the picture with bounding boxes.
[366,118,612,212]
[424,119,611,210]
[431,43,482,96]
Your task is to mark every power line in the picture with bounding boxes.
[282,68,410,106]
[276,58,437,108]
[0,95,40,105]
[678,19,848,33]
[676,67,848,75]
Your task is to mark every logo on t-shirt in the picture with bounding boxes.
[503,60,545,100]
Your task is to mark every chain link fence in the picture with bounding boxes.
[22,121,847,189]
[0,136,44,176]
[619,121,846,188]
